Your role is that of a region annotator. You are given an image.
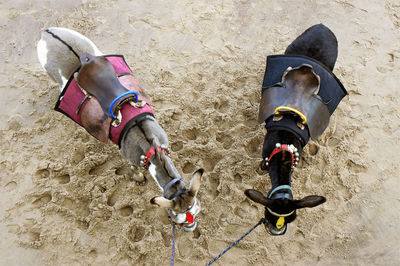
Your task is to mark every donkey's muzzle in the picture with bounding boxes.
[263,219,287,236]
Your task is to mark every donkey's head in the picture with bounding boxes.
[245,188,325,235]
[150,168,203,232]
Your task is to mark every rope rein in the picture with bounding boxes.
[205,218,265,266]
[170,222,176,266]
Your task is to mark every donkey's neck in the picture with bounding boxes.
[263,129,304,189]
[268,155,292,188]
[120,117,184,198]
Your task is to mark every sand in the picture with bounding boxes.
[1,0,400,265]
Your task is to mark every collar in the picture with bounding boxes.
[139,145,170,169]
[263,143,300,170]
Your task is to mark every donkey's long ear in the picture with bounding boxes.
[189,169,204,197]
[292,195,326,209]
[245,189,272,207]
[150,196,174,208]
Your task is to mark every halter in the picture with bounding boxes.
[161,172,198,229]
[139,145,170,169]
[266,185,294,229]
[263,142,300,170]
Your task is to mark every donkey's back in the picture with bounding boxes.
[37,27,103,89]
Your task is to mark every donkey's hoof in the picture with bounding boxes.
[183,221,197,232]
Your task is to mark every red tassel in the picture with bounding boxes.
[186,212,194,224]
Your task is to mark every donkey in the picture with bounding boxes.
[37,27,203,231]
[245,24,347,235]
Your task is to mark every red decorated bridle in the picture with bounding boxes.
[139,145,170,169]
[264,143,300,169]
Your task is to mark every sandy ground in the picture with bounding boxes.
[1,0,400,265]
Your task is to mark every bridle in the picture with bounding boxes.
[164,178,200,230]
[263,142,300,170]
[139,145,199,229]
[139,145,170,169]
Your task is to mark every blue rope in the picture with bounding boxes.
[109,91,138,119]
[205,219,264,266]
[170,222,176,266]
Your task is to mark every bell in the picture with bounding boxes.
[140,155,146,160]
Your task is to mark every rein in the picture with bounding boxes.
[205,218,265,266]
[170,221,176,266]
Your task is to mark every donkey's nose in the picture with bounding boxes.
[80,53,94,65]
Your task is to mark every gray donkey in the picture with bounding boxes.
[37,27,203,231]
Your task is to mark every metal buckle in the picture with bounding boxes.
[111,111,122,127]
[130,100,146,108]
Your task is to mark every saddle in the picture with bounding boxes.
[77,53,141,117]
[55,54,154,144]
[258,64,330,139]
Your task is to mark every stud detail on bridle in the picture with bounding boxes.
[140,145,170,169]
[263,143,300,170]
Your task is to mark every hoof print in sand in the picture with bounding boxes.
[117,206,133,217]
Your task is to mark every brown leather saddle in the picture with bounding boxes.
[76,53,152,142]
[258,64,330,139]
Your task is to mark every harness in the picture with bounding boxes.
[54,55,154,146]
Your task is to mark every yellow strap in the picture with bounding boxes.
[266,207,295,217]
[274,106,307,124]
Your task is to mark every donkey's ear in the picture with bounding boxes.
[189,169,204,196]
[292,195,326,209]
[150,196,174,208]
[245,189,272,207]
